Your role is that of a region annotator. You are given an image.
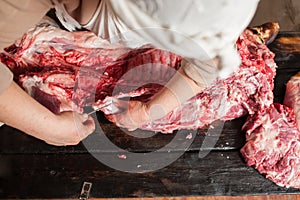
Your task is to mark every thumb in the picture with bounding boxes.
[82,117,95,137]
[74,112,95,138]
[79,113,89,123]
[78,116,95,139]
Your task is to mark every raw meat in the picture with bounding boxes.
[240,103,300,189]
[0,19,277,133]
[239,29,300,189]
[284,72,300,130]
[3,18,300,189]
[0,18,181,114]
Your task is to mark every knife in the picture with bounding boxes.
[87,98,126,116]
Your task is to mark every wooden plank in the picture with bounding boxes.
[269,32,300,103]
[0,116,246,154]
[0,151,299,199]
[274,68,300,103]
[24,195,300,200]
[89,196,300,200]
[269,32,300,57]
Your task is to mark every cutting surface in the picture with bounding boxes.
[0,32,300,199]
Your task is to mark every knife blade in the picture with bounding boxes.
[87,98,125,116]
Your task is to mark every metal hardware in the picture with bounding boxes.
[79,182,92,200]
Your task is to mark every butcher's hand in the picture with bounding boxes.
[43,111,95,146]
[107,101,151,131]
[108,66,204,131]
[0,81,95,146]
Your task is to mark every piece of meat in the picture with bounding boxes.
[0,19,277,133]
[240,103,300,189]
[284,72,300,130]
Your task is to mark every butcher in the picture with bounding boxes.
[0,0,259,145]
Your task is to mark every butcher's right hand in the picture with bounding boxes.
[42,111,95,146]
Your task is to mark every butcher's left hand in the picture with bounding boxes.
[107,100,151,131]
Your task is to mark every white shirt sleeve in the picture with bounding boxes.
[108,0,259,85]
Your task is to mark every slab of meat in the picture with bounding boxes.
[284,72,300,130]
[240,103,300,189]
[0,19,277,133]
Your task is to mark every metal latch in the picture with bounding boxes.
[79,182,92,200]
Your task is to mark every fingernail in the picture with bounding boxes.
[128,128,137,132]
[83,113,88,120]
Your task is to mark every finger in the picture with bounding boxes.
[113,113,131,128]
[44,138,70,146]
[82,113,89,121]
[73,113,95,138]
[83,118,95,137]
[114,115,139,130]
[127,127,138,132]
[112,99,129,109]
[82,115,93,125]
[45,140,65,146]
[106,110,139,130]
[110,99,129,114]
[105,114,116,123]
[77,113,89,123]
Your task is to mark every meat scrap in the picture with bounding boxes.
[284,72,300,130]
[240,103,300,189]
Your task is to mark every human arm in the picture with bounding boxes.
[0,79,95,146]
[108,64,205,131]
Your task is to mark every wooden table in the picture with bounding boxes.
[0,32,300,199]
[95,196,300,200]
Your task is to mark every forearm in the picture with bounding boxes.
[0,81,57,140]
[146,67,203,121]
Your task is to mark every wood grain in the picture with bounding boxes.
[91,196,300,200]
[0,152,299,198]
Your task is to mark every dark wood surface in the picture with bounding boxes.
[0,32,300,199]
